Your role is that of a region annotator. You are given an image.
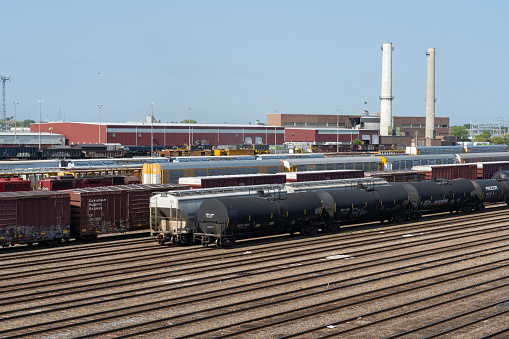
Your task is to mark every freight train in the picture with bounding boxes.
[0,184,189,247]
[151,176,509,248]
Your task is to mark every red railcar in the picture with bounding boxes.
[412,164,478,180]
[0,191,71,247]
[476,161,509,179]
[0,178,32,192]
[38,175,141,191]
[65,184,189,240]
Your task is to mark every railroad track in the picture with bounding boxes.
[0,209,508,338]
[2,207,507,274]
[1,210,508,293]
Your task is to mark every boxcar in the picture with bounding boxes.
[65,184,188,240]
[0,191,71,247]
[412,164,478,180]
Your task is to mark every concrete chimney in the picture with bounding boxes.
[380,43,394,136]
[425,48,435,139]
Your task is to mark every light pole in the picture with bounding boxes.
[38,100,43,149]
[97,104,103,144]
[149,102,154,157]
[336,108,340,152]
[188,106,192,148]
[273,109,278,154]
[13,102,18,144]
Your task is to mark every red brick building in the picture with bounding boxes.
[31,122,284,147]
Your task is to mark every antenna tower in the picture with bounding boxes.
[0,75,10,131]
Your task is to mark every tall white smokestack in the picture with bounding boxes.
[380,43,394,136]
[425,48,436,139]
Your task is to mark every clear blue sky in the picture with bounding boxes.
[2,0,508,126]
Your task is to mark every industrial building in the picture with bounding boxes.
[0,131,65,146]
[30,122,285,147]
[267,113,449,141]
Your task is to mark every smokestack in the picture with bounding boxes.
[380,43,394,136]
[425,48,436,139]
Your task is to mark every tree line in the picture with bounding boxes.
[450,124,509,145]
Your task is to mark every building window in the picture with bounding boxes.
[307,123,316,126]
[112,133,116,138]
[411,124,420,128]
[402,124,411,127]
[441,124,448,128]
[235,133,238,137]
[317,123,327,127]
[284,122,294,126]
[138,133,141,137]
[295,122,305,126]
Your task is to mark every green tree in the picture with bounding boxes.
[22,119,35,127]
[473,132,491,143]
[450,125,470,141]
[180,119,197,123]
[352,138,364,145]
[490,136,508,145]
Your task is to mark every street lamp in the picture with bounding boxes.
[149,102,154,157]
[38,100,43,149]
[13,102,18,144]
[274,109,278,154]
[336,108,340,152]
[188,106,192,148]
[98,104,103,144]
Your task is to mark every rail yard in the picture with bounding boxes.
[1,148,509,338]
[0,206,508,338]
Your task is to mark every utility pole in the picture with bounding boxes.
[38,100,43,149]
[13,102,18,144]
[98,104,103,143]
[149,102,154,157]
[273,109,278,154]
[336,108,340,152]
[1,75,10,131]
[188,106,192,148]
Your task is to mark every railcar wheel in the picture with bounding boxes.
[201,237,209,247]
[222,237,235,247]
[215,238,223,248]
[157,234,165,246]
[170,236,177,246]
[26,242,33,247]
